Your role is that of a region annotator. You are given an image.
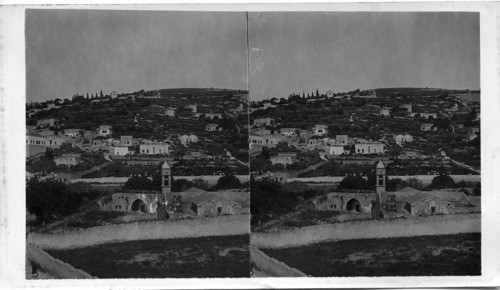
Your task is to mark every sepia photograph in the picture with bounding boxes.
[248,12,481,277]
[24,9,250,279]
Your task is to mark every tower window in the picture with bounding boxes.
[164,175,169,186]
[378,175,384,185]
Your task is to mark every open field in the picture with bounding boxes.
[46,234,250,278]
[261,233,480,277]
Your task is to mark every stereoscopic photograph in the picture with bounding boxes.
[10,4,491,285]
[248,12,481,277]
[25,9,250,279]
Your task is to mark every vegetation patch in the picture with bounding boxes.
[46,234,250,278]
[261,233,480,276]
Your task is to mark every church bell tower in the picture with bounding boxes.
[372,160,386,219]
[158,160,172,220]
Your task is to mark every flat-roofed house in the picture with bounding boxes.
[354,142,384,154]
[253,117,274,127]
[120,135,133,147]
[54,153,81,166]
[393,134,413,145]
[179,134,198,145]
[113,146,130,156]
[313,124,328,136]
[37,118,57,128]
[270,153,297,165]
[47,136,66,148]
[98,125,112,137]
[63,128,81,137]
[140,143,169,155]
[206,123,218,132]
[280,128,298,137]
[335,135,348,145]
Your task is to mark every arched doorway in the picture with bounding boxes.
[346,198,362,212]
[131,199,147,213]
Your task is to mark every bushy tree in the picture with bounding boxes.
[123,174,155,190]
[338,173,368,190]
[171,178,194,192]
[429,174,455,189]
[214,174,242,190]
[407,178,424,190]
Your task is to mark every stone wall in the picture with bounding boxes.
[26,245,94,279]
[28,214,250,250]
[252,213,480,248]
[250,246,308,277]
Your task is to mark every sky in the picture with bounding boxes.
[26,10,248,102]
[249,12,480,101]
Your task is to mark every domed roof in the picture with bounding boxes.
[162,160,170,169]
[376,160,385,169]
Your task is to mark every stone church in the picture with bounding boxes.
[313,160,471,218]
[99,160,243,219]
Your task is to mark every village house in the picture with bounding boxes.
[410,112,438,119]
[393,134,413,146]
[270,153,298,166]
[26,131,49,157]
[253,117,274,127]
[379,109,390,116]
[326,90,334,98]
[249,134,265,146]
[120,135,133,147]
[26,131,48,147]
[262,102,276,110]
[188,192,242,217]
[113,146,130,156]
[205,123,219,132]
[262,134,282,148]
[280,128,298,137]
[140,143,169,155]
[354,142,384,155]
[92,136,107,147]
[335,135,348,145]
[63,129,81,138]
[327,145,346,155]
[308,136,325,146]
[110,91,118,99]
[179,134,198,145]
[313,124,328,136]
[37,118,57,128]
[420,123,434,131]
[54,153,81,167]
[165,107,176,117]
[253,128,272,136]
[270,172,293,183]
[47,135,66,148]
[98,125,112,137]
[401,104,412,113]
[187,104,197,113]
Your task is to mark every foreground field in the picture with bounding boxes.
[47,235,250,278]
[261,233,480,276]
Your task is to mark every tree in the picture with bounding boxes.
[407,178,424,190]
[192,178,210,191]
[338,173,368,190]
[172,178,194,192]
[26,178,68,227]
[123,174,155,190]
[250,177,287,227]
[214,174,242,190]
[429,174,455,189]
[100,90,104,98]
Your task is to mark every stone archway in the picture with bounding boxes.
[131,199,147,213]
[346,198,362,213]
